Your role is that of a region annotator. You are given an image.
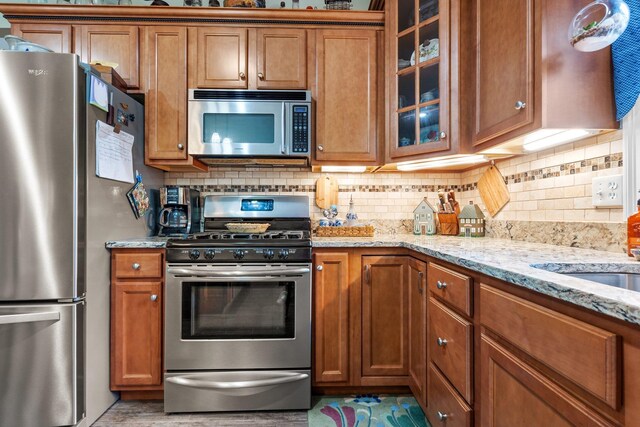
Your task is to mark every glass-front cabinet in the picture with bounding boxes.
[389,0,452,160]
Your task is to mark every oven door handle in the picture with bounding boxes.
[166,267,310,277]
[166,373,309,390]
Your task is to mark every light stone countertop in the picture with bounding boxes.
[106,234,640,326]
[105,237,171,249]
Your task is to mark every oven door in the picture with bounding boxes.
[189,100,286,157]
[165,264,311,370]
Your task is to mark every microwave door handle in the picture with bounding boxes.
[281,103,287,154]
[166,373,309,390]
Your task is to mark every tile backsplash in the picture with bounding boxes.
[165,130,625,252]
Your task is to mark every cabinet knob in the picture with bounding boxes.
[150,294,158,302]
[514,100,526,110]
[317,145,324,152]
[437,411,448,422]
[436,280,447,289]
[239,72,246,79]
[316,265,323,271]
[439,131,447,139]
[132,263,141,270]
[437,337,448,347]
[177,144,184,150]
[258,72,265,80]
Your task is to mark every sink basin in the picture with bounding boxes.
[561,273,640,292]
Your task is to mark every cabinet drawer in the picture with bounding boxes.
[427,363,472,427]
[428,263,472,316]
[114,252,163,279]
[480,284,620,409]
[429,297,473,403]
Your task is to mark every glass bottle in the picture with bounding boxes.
[627,191,640,256]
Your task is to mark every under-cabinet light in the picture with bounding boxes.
[397,155,488,171]
[320,165,368,173]
[522,129,594,152]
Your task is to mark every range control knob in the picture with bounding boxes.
[204,249,216,260]
[278,249,290,260]
[233,250,245,260]
[264,249,275,260]
[188,249,201,260]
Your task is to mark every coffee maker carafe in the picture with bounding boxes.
[158,187,201,236]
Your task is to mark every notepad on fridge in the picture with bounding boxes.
[95,120,134,183]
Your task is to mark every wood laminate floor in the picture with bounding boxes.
[93,400,308,426]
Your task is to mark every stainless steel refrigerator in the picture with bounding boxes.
[0,51,163,426]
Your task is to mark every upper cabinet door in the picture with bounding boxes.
[77,25,140,89]
[314,29,380,163]
[11,24,72,53]
[193,28,248,89]
[473,0,535,146]
[144,26,188,161]
[255,28,307,89]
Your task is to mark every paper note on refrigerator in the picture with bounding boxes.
[95,120,134,183]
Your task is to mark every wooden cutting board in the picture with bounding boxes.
[477,165,510,216]
[315,175,339,209]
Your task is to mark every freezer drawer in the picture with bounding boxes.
[164,370,311,413]
[0,302,84,427]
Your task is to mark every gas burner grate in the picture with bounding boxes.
[187,230,308,241]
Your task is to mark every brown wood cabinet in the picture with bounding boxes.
[76,25,141,90]
[144,26,206,171]
[313,252,351,385]
[361,256,409,381]
[110,249,164,396]
[408,258,427,405]
[256,28,307,90]
[313,29,383,165]
[471,0,617,149]
[191,27,248,89]
[11,23,72,53]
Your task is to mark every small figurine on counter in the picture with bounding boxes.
[458,201,486,237]
[413,198,438,235]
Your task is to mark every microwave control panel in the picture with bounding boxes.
[292,105,309,154]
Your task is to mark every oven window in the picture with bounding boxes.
[202,113,275,144]
[182,281,295,339]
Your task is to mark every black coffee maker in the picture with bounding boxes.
[158,187,201,236]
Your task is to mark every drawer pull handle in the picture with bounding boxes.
[514,100,526,110]
[150,294,158,302]
[437,337,448,347]
[418,271,424,294]
[364,264,371,285]
[132,263,141,270]
[436,280,447,289]
[437,411,448,421]
[316,265,323,271]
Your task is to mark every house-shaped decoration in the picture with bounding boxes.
[458,201,486,237]
[413,198,438,235]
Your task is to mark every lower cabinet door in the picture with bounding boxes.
[111,281,162,387]
[408,258,427,404]
[480,334,615,427]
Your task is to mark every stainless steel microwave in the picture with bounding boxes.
[188,89,311,160]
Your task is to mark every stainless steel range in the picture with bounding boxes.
[164,195,312,413]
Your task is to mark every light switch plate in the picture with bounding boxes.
[592,175,624,207]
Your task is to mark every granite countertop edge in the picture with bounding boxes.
[106,235,640,326]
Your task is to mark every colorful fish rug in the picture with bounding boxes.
[308,395,431,427]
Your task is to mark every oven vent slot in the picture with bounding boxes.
[192,90,309,101]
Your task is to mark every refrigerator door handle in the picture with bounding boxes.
[0,311,60,325]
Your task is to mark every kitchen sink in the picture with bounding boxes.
[561,273,640,292]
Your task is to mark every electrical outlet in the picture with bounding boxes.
[592,175,623,208]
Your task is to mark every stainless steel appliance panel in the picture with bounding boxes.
[203,195,310,219]
[165,264,311,370]
[0,302,84,427]
[164,370,311,413]
[0,52,83,301]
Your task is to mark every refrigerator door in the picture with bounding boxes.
[0,302,84,426]
[0,52,85,301]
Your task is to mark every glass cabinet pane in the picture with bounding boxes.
[418,22,440,64]
[419,64,439,104]
[398,31,415,71]
[419,104,440,144]
[419,0,439,22]
[398,0,416,33]
[398,110,416,148]
[398,72,416,109]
